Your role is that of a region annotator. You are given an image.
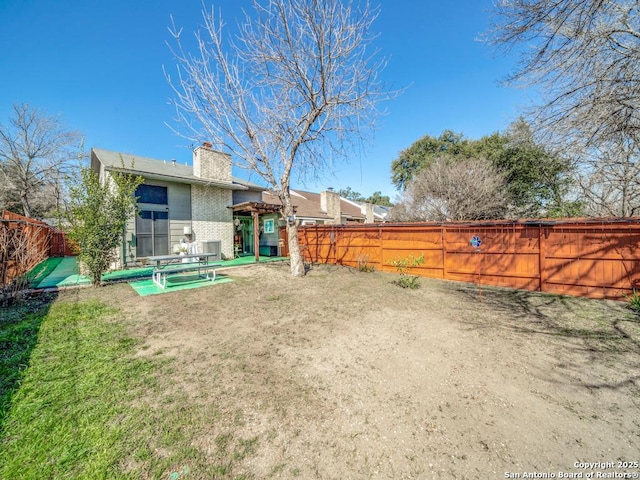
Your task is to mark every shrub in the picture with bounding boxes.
[66,165,143,286]
[388,254,424,289]
[624,289,640,314]
[357,254,375,273]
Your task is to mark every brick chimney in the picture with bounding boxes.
[321,189,341,224]
[193,142,231,182]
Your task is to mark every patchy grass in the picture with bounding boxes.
[0,294,56,431]
[0,295,261,479]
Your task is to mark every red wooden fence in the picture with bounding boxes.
[1,211,75,286]
[298,219,640,300]
[1,210,74,256]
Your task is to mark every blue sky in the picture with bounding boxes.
[0,0,531,200]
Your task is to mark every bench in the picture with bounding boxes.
[152,263,222,289]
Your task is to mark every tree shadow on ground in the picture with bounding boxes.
[449,281,640,392]
[0,292,58,436]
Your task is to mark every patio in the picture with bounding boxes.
[30,255,288,294]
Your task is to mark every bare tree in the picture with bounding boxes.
[489,0,640,150]
[390,156,508,222]
[488,0,640,217]
[0,104,82,219]
[166,0,391,276]
[578,136,640,217]
[0,219,48,306]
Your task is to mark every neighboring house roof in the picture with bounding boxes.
[343,198,390,222]
[328,193,368,222]
[373,204,390,219]
[261,190,333,221]
[91,147,249,190]
[260,189,379,222]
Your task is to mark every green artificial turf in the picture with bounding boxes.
[31,257,91,288]
[129,273,234,296]
[30,256,286,290]
[27,257,63,288]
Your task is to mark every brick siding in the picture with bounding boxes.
[191,184,234,259]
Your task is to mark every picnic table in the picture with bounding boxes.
[147,253,222,289]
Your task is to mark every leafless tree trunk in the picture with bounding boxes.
[390,156,509,222]
[0,104,82,218]
[166,0,392,276]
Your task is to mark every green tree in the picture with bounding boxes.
[365,191,393,207]
[391,122,579,218]
[339,187,393,206]
[477,120,579,217]
[391,130,471,191]
[338,187,365,202]
[66,166,142,286]
[475,132,541,212]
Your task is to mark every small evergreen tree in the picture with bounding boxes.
[66,166,142,286]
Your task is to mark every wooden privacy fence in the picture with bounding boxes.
[298,219,640,300]
[1,210,74,286]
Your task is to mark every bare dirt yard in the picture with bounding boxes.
[74,262,640,479]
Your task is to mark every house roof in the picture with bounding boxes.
[260,189,371,222]
[342,198,390,221]
[91,147,251,190]
[261,190,330,220]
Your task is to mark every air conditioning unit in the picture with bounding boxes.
[200,240,221,259]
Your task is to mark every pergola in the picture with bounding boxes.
[230,202,283,262]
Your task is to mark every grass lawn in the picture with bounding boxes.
[0,294,252,479]
[1,263,639,479]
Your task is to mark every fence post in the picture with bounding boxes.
[378,225,383,270]
[442,225,448,280]
[334,225,341,265]
[538,226,547,292]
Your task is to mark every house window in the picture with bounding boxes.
[136,184,168,205]
[136,210,169,257]
[263,218,275,234]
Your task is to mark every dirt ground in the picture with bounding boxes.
[75,262,640,479]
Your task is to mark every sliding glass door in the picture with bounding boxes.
[136,210,169,257]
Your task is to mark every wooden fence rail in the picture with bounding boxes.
[298,219,640,300]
